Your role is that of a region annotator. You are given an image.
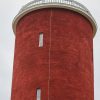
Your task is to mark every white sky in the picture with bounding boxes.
[0,0,100,100]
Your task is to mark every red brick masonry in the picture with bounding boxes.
[11,8,94,100]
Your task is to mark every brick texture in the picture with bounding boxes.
[11,8,94,100]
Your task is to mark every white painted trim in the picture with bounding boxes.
[39,33,43,47]
[12,1,97,37]
[36,88,41,100]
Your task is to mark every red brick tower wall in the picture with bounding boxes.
[11,8,94,100]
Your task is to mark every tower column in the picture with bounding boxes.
[11,0,97,100]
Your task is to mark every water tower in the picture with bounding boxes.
[11,0,97,100]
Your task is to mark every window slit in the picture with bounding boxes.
[36,88,41,100]
[39,33,43,47]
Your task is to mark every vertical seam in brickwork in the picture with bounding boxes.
[48,8,52,100]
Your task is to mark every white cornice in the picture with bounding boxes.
[12,0,97,37]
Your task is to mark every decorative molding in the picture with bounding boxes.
[12,0,97,36]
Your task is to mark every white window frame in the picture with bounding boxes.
[36,88,41,100]
[39,33,43,47]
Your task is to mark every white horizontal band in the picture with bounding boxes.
[12,0,97,37]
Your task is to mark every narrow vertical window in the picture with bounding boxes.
[37,88,41,100]
[39,33,43,47]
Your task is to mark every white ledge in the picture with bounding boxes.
[12,0,97,37]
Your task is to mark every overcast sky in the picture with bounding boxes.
[0,0,100,100]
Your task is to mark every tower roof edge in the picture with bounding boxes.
[12,0,97,37]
